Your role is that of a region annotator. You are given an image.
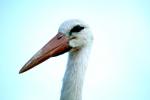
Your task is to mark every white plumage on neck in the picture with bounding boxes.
[60,45,92,100]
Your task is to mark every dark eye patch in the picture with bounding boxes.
[70,25,84,33]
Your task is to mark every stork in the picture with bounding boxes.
[19,19,93,100]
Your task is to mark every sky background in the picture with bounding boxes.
[1,0,150,100]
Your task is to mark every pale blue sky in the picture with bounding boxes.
[1,0,150,100]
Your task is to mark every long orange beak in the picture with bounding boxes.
[19,32,71,74]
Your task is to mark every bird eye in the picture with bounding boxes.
[70,25,84,34]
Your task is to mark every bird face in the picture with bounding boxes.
[19,19,93,73]
[59,19,93,51]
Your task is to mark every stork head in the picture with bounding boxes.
[59,19,93,50]
[19,19,93,73]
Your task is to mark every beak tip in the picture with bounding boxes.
[19,66,27,74]
[19,69,24,74]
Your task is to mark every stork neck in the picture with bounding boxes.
[60,46,91,100]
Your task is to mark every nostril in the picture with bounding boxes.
[57,33,64,39]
